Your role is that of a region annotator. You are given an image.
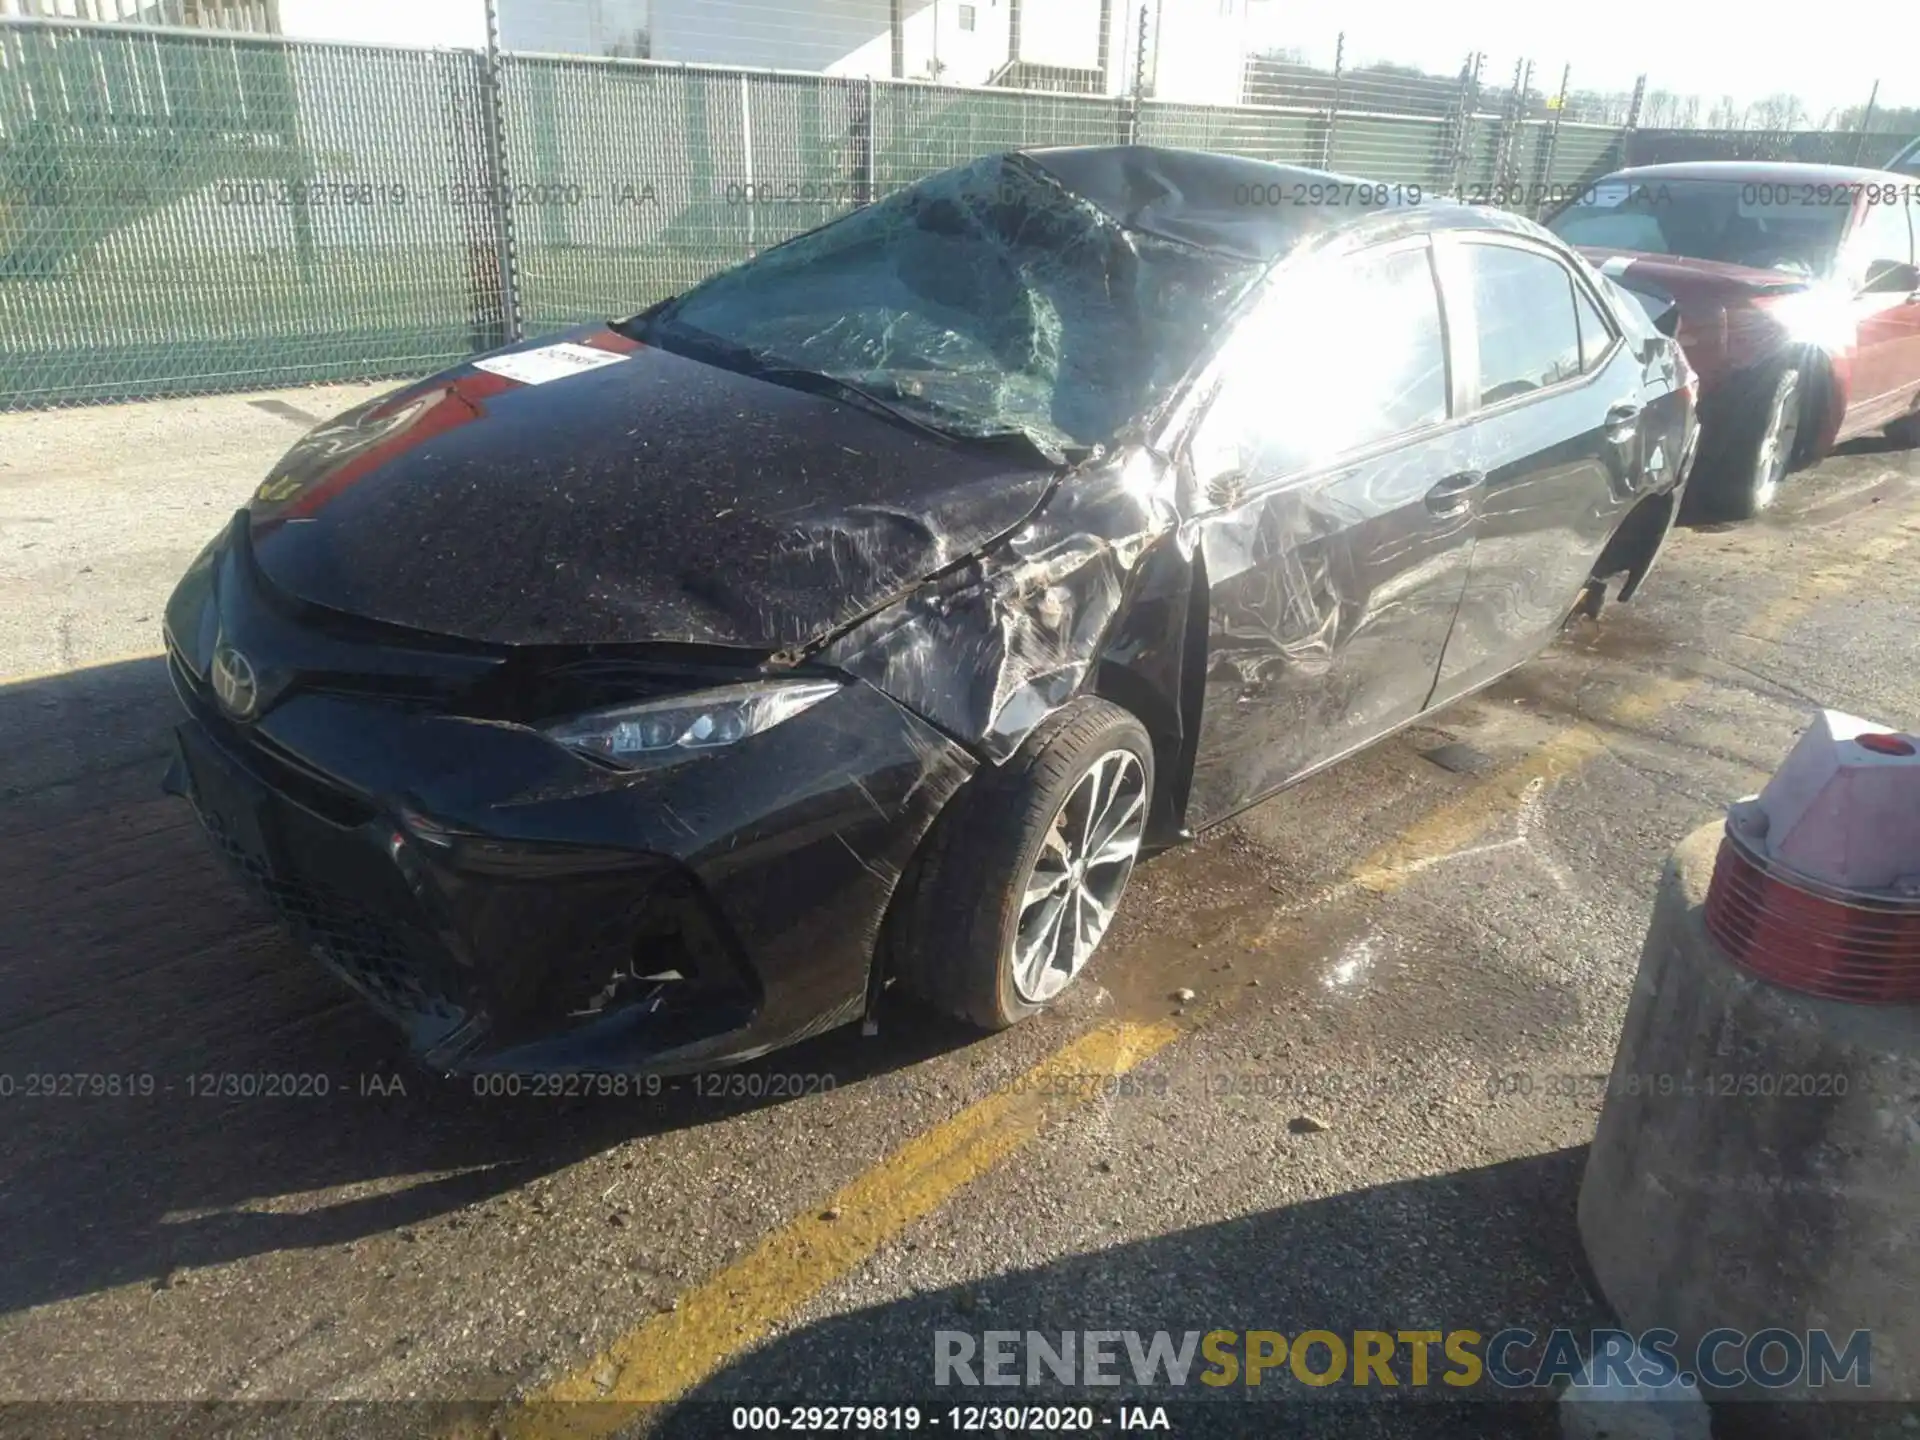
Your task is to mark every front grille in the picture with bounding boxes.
[198,806,465,1031]
[171,648,379,828]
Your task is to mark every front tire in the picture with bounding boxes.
[1694,363,1802,521]
[891,698,1154,1031]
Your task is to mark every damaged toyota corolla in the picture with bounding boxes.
[162,145,1696,1075]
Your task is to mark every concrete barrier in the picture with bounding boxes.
[1579,822,1919,1435]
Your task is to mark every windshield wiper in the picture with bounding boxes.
[761,372,1083,466]
[631,316,908,421]
[746,366,960,443]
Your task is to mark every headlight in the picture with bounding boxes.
[543,679,842,768]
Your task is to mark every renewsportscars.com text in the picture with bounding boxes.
[933,1327,1872,1391]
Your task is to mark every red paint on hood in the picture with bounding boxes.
[251,328,644,533]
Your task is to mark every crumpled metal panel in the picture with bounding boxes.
[242,334,1059,651]
[821,449,1182,760]
[1179,429,1483,829]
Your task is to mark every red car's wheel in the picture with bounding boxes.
[1697,363,1803,522]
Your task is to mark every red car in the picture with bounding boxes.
[1548,162,1920,518]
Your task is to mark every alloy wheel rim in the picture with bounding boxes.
[1009,749,1147,1004]
[1753,371,1801,509]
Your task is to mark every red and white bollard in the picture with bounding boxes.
[1577,708,1920,1436]
[1707,710,1920,1003]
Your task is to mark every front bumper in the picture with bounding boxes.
[161,546,974,1074]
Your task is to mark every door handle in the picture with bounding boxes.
[1424,470,1485,515]
[1605,401,1642,439]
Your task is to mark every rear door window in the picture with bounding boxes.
[1572,281,1616,373]
[1462,243,1585,405]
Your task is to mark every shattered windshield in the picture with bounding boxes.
[1548,179,1850,278]
[638,154,1264,460]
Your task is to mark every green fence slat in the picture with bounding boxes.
[1,23,500,407]
[2,18,1905,410]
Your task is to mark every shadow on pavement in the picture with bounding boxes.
[651,1146,1602,1438]
[1679,432,1915,533]
[0,657,978,1318]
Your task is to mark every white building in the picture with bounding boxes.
[631,0,1253,102]
[254,0,1253,106]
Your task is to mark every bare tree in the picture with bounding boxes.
[1750,92,1808,130]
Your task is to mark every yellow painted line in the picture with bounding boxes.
[0,648,166,689]
[1350,721,1613,896]
[1354,522,1918,895]
[1347,676,1688,896]
[494,1020,1180,1439]
[482,516,1919,1437]
[1349,673,1694,895]
[495,667,1688,1432]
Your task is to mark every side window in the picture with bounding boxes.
[1572,281,1615,374]
[1193,243,1449,484]
[1845,197,1914,289]
[1463,243,1584,405]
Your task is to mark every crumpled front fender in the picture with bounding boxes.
[819,449,1185,763]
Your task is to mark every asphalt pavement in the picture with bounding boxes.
[2,387,1917,1439]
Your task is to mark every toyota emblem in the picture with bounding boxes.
[210,644,260,719]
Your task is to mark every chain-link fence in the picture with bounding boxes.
[1,13,1914,408]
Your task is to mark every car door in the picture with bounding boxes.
[1838,191,1920,433]
[1180,235,1480,829]
[1429,234,1646,703]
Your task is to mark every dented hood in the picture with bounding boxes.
[245,327,1057,651]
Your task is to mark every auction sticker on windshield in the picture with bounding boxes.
[473,342,630,386]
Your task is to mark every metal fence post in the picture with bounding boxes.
[1852,79,1880,165]
[1618,73,1646,170]
[852,75,876,206]
[1534,63,1569,218]
[1125,1,1148,146]
[478,0,522,345]
[1513,60,1533,196]
[740,73,756,252]
[1319,31,1344,171]
[1491,57,1526,201]
[1439,54,1466,195]
[1442,51,1482,198]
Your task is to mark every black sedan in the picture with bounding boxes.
[162,146,1697,1074]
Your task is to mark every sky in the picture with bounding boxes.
[1244,0,1910,117]
[274,0,486,49]
[267,0,1913,121]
